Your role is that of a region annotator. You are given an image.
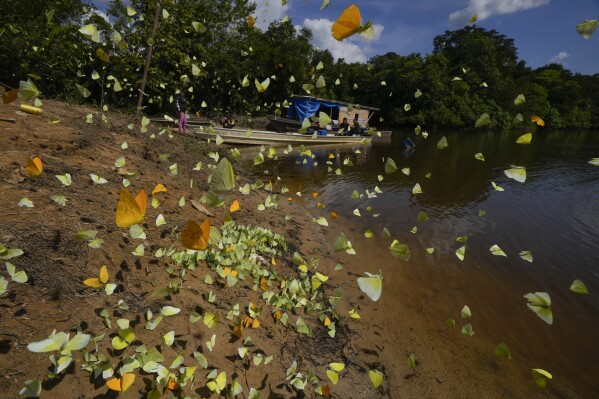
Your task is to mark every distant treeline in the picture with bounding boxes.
[1,0,598,129]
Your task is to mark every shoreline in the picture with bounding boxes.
[0,99,593,398]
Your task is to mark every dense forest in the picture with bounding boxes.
[2,0,598,129]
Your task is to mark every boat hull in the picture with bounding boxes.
[267,115,302,132]
[192,126,390,146]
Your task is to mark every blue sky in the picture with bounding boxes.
[251,0,599,75]
[92,0,599,75]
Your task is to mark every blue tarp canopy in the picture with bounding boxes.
[287,98,340,121]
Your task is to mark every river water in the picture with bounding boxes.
[241,129,599,396]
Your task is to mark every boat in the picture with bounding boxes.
[267,95,380,134]
[192,125,391,146]
[150,117,211,127]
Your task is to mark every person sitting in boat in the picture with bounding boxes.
[351,117,362,135]
[339,117,350,135]
[221,114,236,129]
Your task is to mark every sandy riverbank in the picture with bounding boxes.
[0,99,586,398]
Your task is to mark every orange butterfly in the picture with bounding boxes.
[2,88,18,104]
[83,265,108,288]
[332,4,362,41]
[106,373,135,392]
[152,183,167,195]
[181,219,210,250]
[167,377,179,390]
[116,188,147,227]
[229,199,240,213]
[224,267,238,277]
[26,156,43,177]
[260,276,269,291]
[531,114,545,126]
[242,315,260,329]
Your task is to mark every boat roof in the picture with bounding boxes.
[289,95,380,112]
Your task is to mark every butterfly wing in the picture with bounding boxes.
[255,78,270,93]
[152,183,167,195]
[357,275,382,301]
[216,371,227,390]
[106,377,123,391]
[368,369,384,388]
[3,88,19,104]
[181,219,210,250]
[531,115,545,126]
[516,133,532,144]
[99,265,108,284]
[332,5,361,41]
[26,157,43,177]
[106,373,135,392]
[116,189,144,227]
[135,188,147,215]
[229,199,240,213]
[83,277,103,288]
[210,158,235,194]
[167,377,179,390]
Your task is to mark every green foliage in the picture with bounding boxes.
[1,5,597,128]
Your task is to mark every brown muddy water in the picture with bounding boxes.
[239,129,599,397]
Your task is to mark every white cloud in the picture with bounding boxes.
[449,0,551,25]
[301,18,384,64]
[253,0,289,29]
[550,51,569,64]
[90,0,113,10]
[84,8,110,23]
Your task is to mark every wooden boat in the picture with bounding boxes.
[150,117,211,127]
[267,95,380,133]
[192,126,391,146]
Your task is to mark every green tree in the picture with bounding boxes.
[0,0,92,99]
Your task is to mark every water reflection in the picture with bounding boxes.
[239,130,599,394]
[250,131,599,278]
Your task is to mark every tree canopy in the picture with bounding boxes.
[1,0,597,129]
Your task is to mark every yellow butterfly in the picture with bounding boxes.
[106,373,135,391]
[531,114,545,126]
[255,78,270,93]
[242,315,260,329]
[26,156,43,177]
[332,4,361,41]
[83,265,108,288]
[152,183,167,195]
[115,188,147,227]
[247,15,256,28]
[181,219,211,250]
[224,267,238,277]
[229,199,240,213]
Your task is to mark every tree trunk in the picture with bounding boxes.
[135,3,161,121]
